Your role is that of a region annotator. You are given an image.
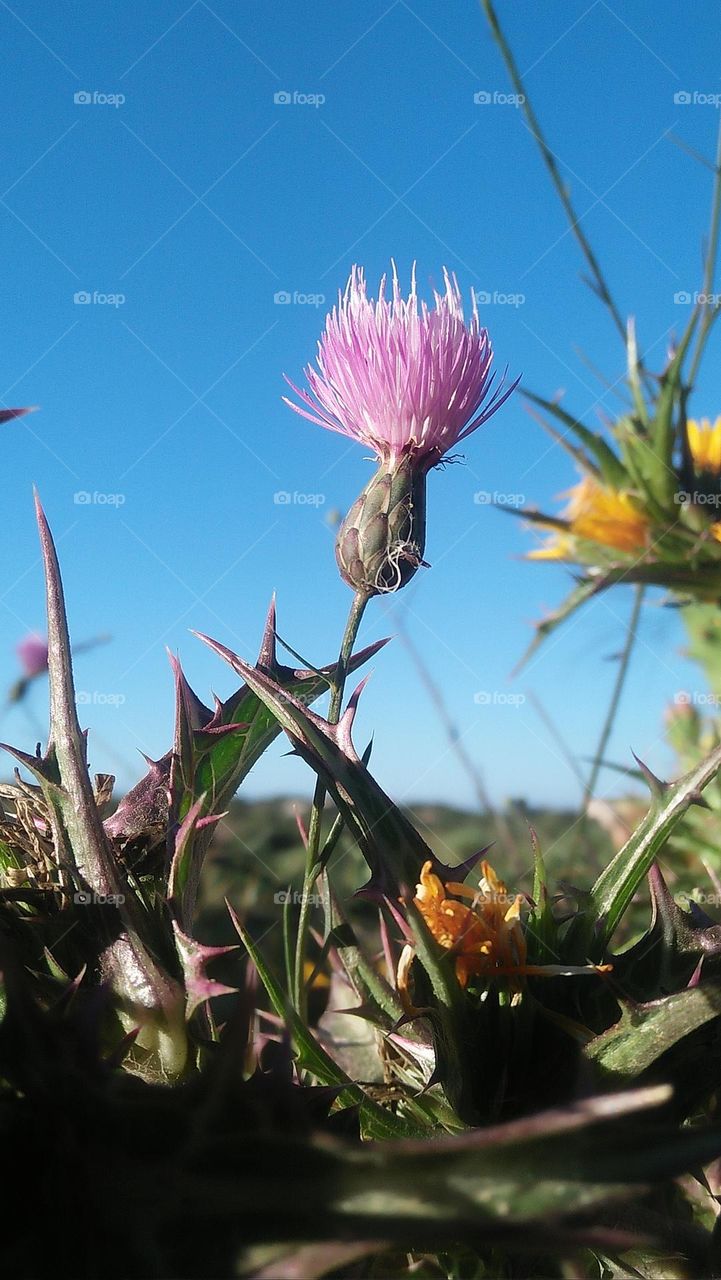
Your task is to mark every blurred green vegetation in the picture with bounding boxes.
[195,795,618,961]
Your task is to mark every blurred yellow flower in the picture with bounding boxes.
[687,416,721,475]
[528,475,649,560]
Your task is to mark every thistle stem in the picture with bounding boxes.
[293,589,369,1015]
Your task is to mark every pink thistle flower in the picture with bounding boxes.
[283,263,517,470]
[16,632,49,678]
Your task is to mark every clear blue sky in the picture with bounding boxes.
[1,0,719,810]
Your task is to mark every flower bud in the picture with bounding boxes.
[335,453,427,595]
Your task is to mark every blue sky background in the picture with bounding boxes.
[1,0,720,810]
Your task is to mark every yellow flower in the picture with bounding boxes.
[397,860,612,1011]
[687,417,721,475]
[528,475,649,560]
[410,859,526,989]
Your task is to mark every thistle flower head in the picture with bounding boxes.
[16,632,49,677]
[284,263,515,470]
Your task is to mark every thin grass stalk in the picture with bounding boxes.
[480,0,628,349]
[583,584,645,813]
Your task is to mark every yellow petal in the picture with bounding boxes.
[527,539,570,561]
[709,417,721,472]
[687,416,721,475]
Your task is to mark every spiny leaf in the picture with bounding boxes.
[523,390,628,489]
[625,318,649,428]
[19,497,188,1076]
[172,921,238,1019]
[321,874,405,1026]
[168,792,224,930]
[571,738,721,961]
[526,827,559,965]
[586,981,721,1084]
[613,863,721,999]
[187,598,389,823]
[645,308,699,506]
[193,633,478,899]
[108,600,388,913]
[0,406,37,423]
[513,576,604,674]
[32,493,121,898]
[104,753,172,843]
